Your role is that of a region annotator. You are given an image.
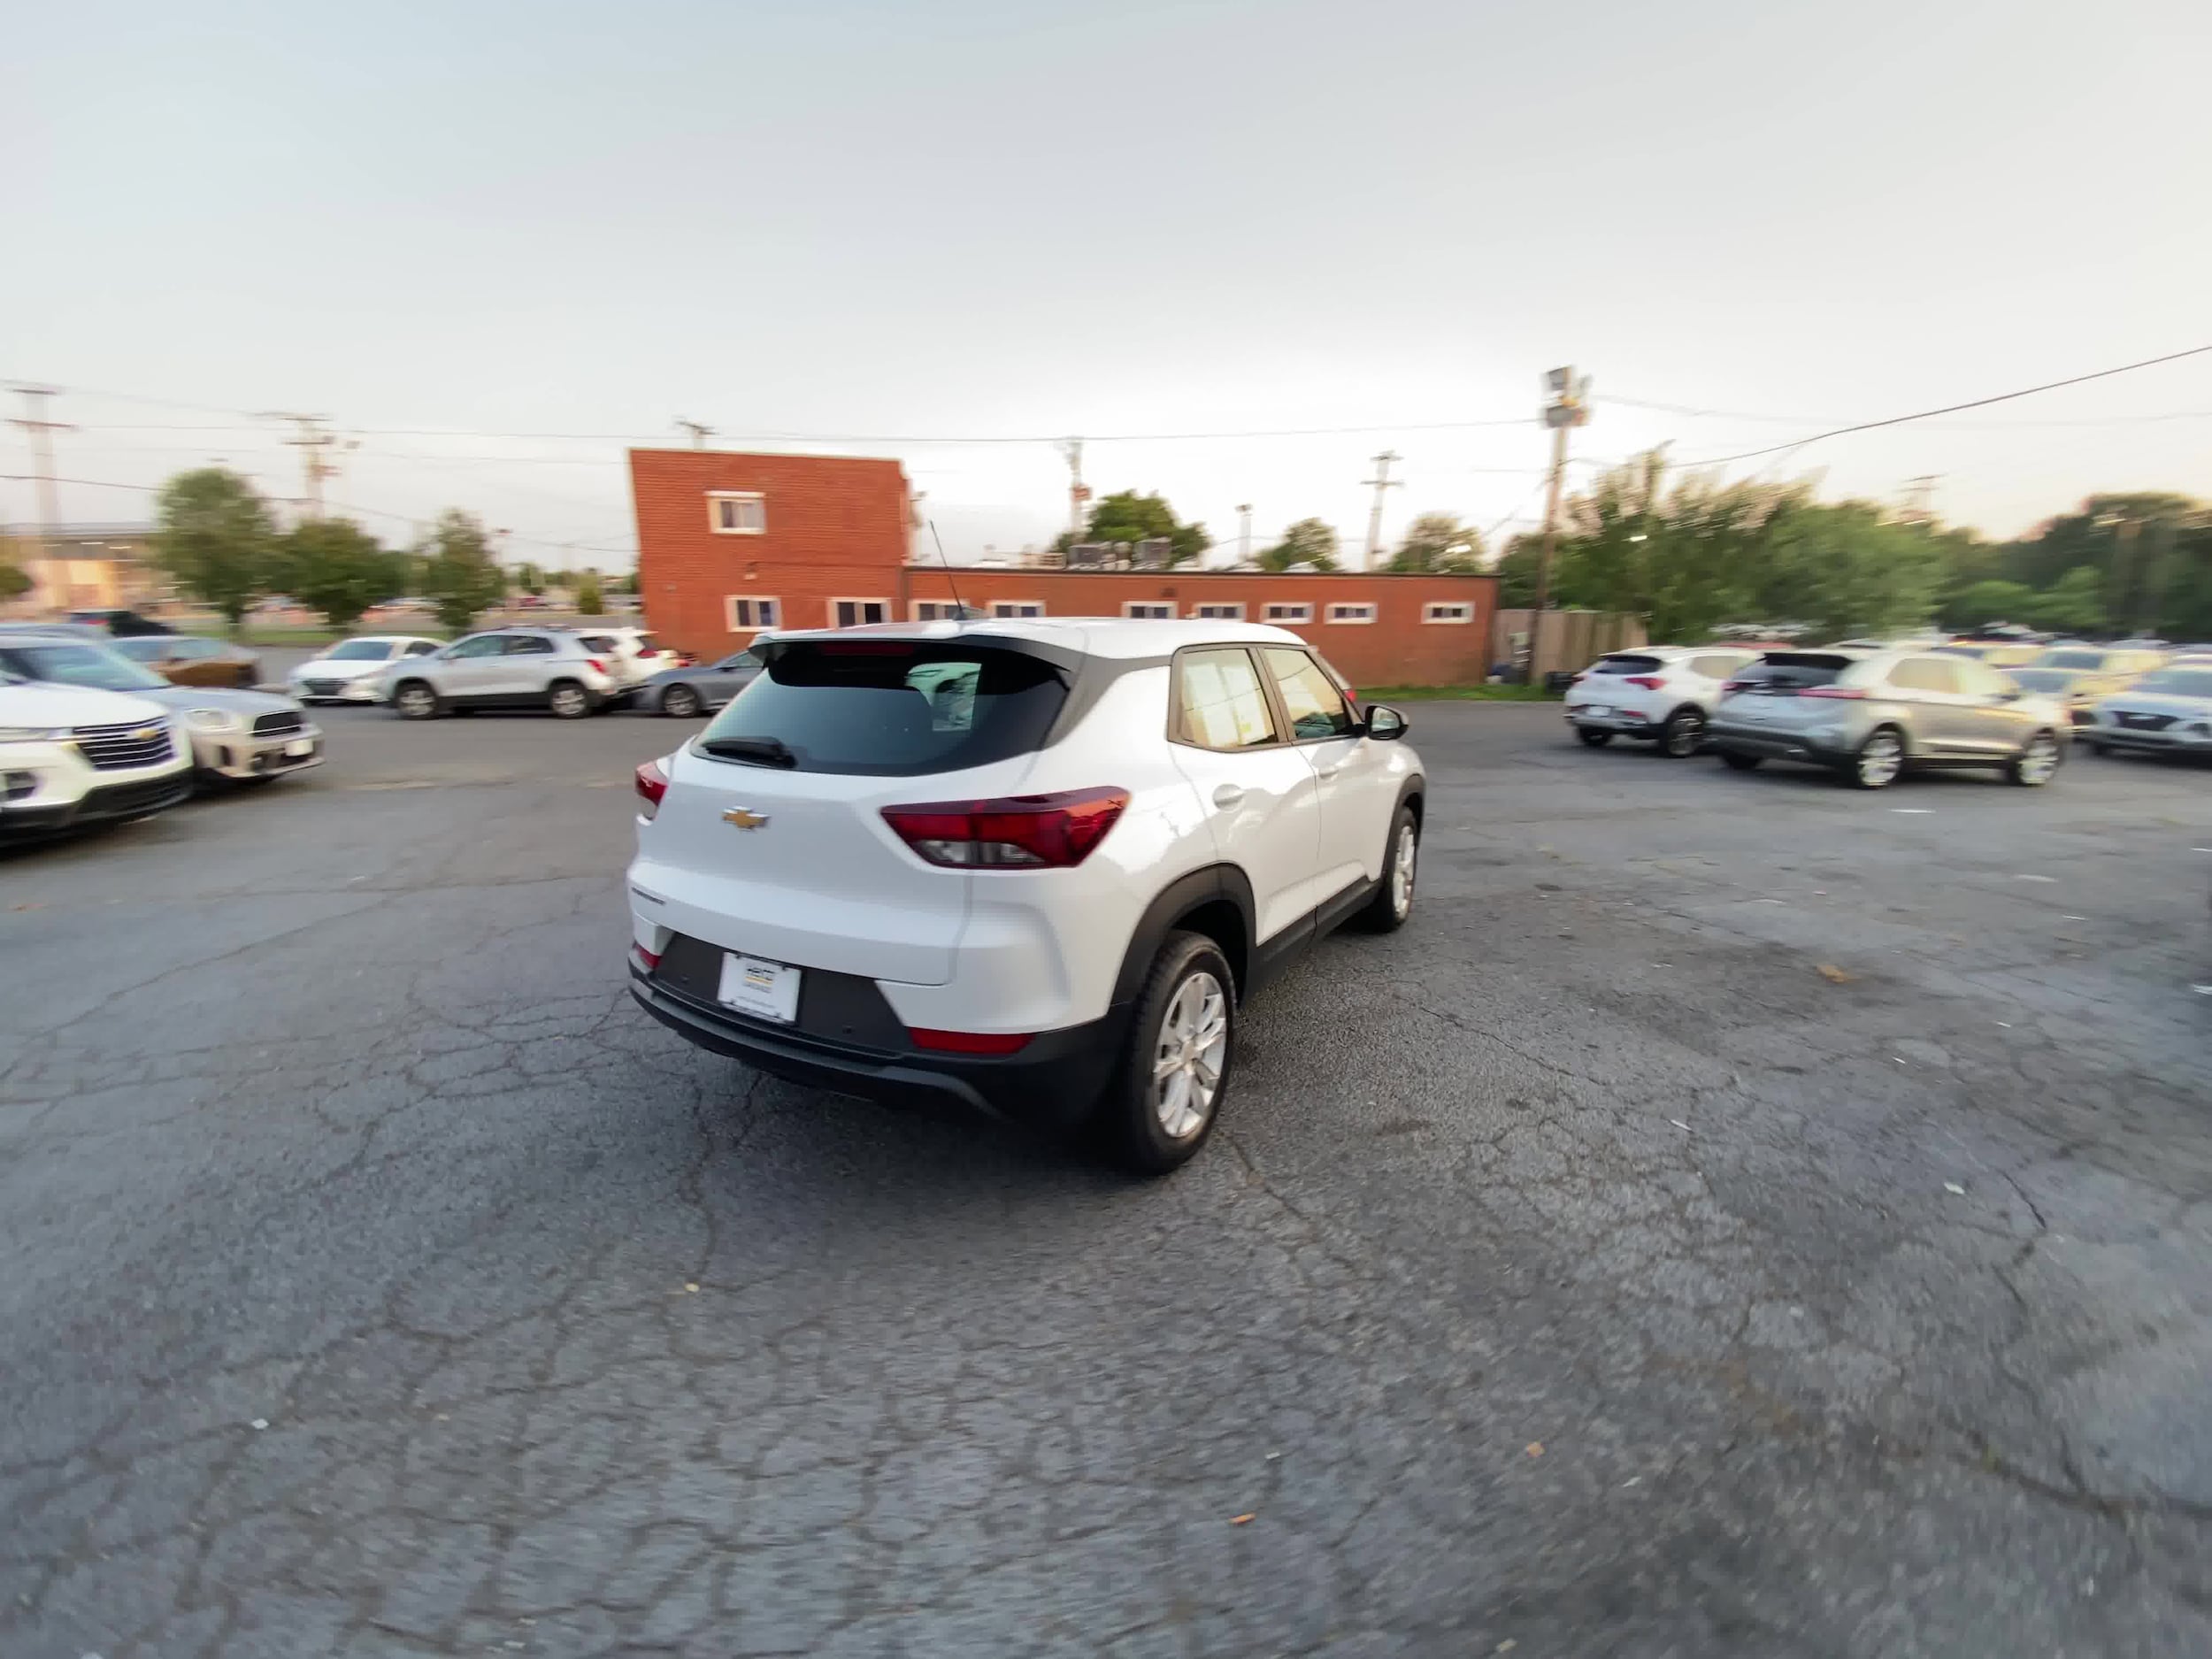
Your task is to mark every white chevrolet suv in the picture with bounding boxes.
[626,619,1424,1171]
[0,679,195,839]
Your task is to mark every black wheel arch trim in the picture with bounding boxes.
[1110,863,1256,1008]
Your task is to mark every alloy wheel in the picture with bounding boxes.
[1152,970,1228,1141]
[2017,733,2060,786]
[1390,823,1417,919]
[1663,710,1705,757]
[664,685,700,718]
[1857,730,1903,788]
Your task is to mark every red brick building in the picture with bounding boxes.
[629,449,1499,687]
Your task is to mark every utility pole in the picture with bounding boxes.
[1898,474,1940,526]
[259,411,346,521]
[7,385,74,592]
[1237,503,1253,565]
[1361,450,1402,570]
[675,419,715,450]
[1059,439,1088,537]
[1529,366,1591,683]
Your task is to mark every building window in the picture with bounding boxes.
[911,600,964,621]
[726,595,780,631]
[1123,601,1174,619]
[1261,603,1311,624]
[1191,602,1245,620]
[991,600,1045,618]
[833,598,889,628]
[1325,603,1377,625]
[707,492,766,535]
[1423,602,1473,624]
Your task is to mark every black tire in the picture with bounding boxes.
[547,680,591,719]
[2085,741,2112,757]
[1098,931,1237,1176]
[1719,750,1763,772]
[1659,707,1705,757]
[392,680,442,720]
[2008,729,2062,787]
[1850,726,1906,790]
[1576,727,1614,748]
[1353,805,1418,933]
[661,683,703,719]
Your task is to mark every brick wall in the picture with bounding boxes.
[630,449,1498,686]
[630,449,910,651]
[902,570,1499,687]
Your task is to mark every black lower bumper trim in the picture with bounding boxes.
[629,972,1128,1125]
[2,772,194,836]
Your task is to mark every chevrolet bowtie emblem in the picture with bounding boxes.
[722,808,770,830]
[131,726,160,741]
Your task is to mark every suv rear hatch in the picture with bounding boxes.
[630,635,1073,985]
[1717,652,1855,733]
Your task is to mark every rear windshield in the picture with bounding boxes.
[1734,653,1852,690]
[1932,644,1986,659]
[2007,669,2076,694]
[2131,669,2212,699]
[2037,649,2107,671]
[697,641,1069,776]
[1588,654,1663,675]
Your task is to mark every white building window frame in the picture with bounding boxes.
[1190,602,1246,620]
[707,491,766,535]
[1261,602,1312,624]
[911,600,964,621]
[726,595,781,631]
[1122,601,1174,619]
[1423,602,1474,624]
[830,597,891,628]
[1325,603,1378,625]
[990,600,1046,618]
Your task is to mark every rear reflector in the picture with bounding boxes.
[1803,686,1867,700]
[630,943,661,972]
[634,759,669,818]
[882,787,1129,869]
[909,1026,1033,1056]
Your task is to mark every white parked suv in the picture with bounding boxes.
[0,680,195,839]
[626,619,1425,1171]
[380,627,624,718]
[573,626,676,695]
[1563,645,1762,757]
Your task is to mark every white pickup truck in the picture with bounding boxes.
[0,680,196,839]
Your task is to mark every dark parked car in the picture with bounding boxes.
[66,608,177,637]
[639,647,764,717]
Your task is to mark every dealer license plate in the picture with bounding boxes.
[283,738,315,757]
[718,952,802,1025]
[1583,704,1610,718]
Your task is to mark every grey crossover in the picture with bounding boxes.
[1709,648,2069,789]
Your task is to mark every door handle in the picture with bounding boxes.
[1210,784,1245,810]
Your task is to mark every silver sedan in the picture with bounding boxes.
[2081,665,2212,759]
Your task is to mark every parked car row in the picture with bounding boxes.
[0,632,323,841]
[1565,636,2212,789]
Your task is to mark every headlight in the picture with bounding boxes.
[185,708,245,733]
[0,726,62,742]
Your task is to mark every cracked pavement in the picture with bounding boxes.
[4,703,2209,1656]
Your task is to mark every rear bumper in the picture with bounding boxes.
[1709,726,1854,766]
[1563,705,1656,735]
[196,728,326,780]
[629,970,1128,1124]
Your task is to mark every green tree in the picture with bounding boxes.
[1388,512,1483,572]
[574,568,604,616]
[154,467,278,628]
[0,559,29,602]
[419,511,508,634]
[285,518,399,630]
[1950,579,2036,627]
[1054,490,1209,566]
[2021,565,2107,634]
[1258,518,1339,572]
[516,560,544,597]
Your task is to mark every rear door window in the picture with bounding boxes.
[698,641,1068,775]
[1734,653,1851,692]
[1687,652,1746,680]
[1174,648,1279,749]
[504,634,556,655]
[1887,657,1962,695]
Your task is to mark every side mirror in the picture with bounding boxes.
[1364,703,1409,741]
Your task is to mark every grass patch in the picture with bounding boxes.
[1362,683,1560,702]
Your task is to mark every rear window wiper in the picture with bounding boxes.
[698,735,797,767]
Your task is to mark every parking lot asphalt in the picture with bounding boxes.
[4,702,2210,1657]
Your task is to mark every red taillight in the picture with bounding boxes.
[1624,675,1666,690]
[1722,680,1752,694]
[909,1026,1033,1055]
[587,657,609,675]
[631,943,662,972]
[634,759,668,818]
[1803,686,1866,700]
[881,786,1129,869]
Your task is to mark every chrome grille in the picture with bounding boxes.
[303,679,345,697]
[71,718,176,772]
[251,710,304,737]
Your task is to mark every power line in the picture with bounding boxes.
[1663,342,2212,467]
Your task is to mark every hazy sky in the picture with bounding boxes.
[7,0,2209,569]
